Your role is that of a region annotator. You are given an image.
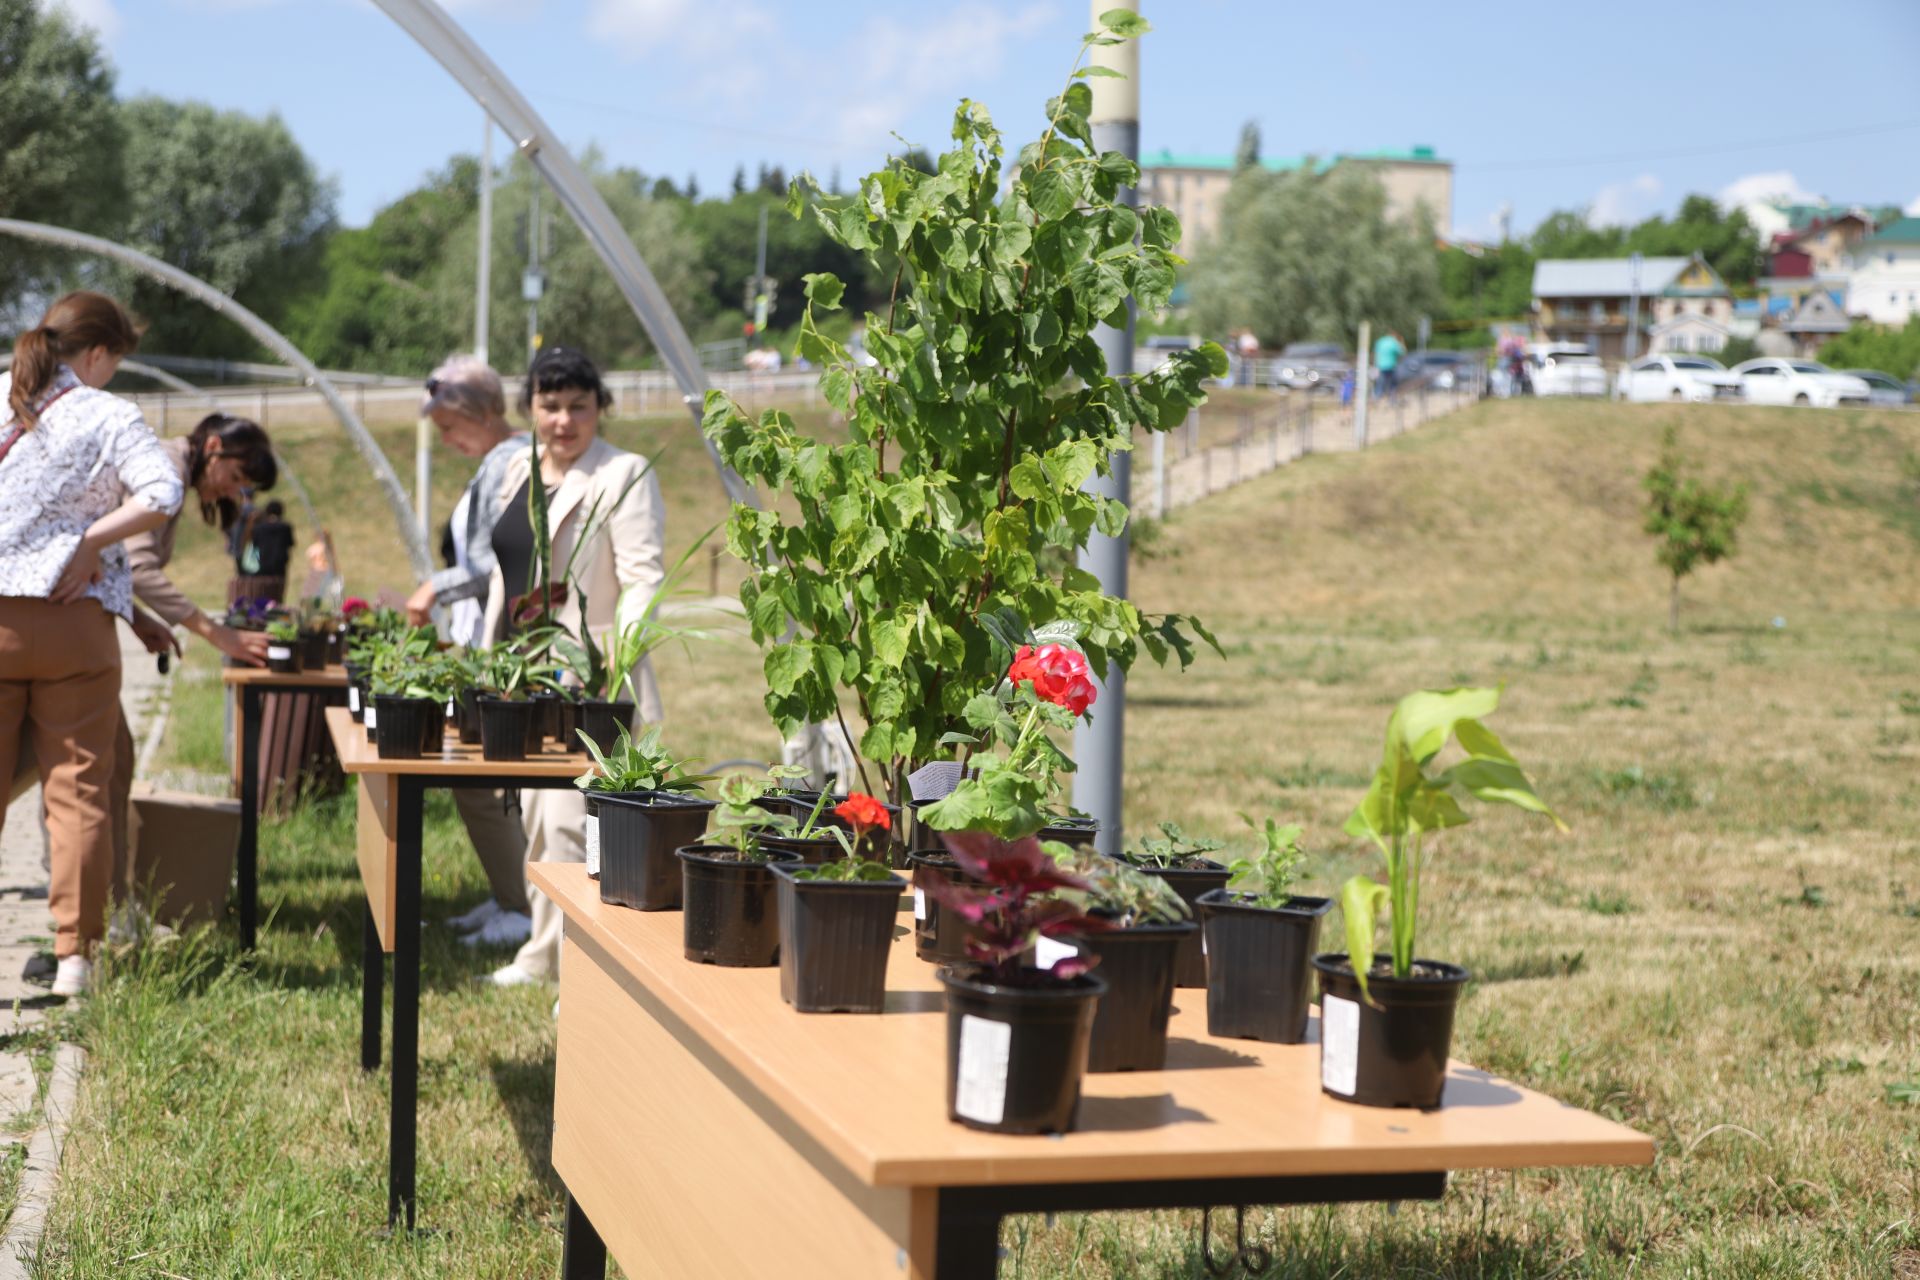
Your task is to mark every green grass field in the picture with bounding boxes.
[35,396,1920,1277]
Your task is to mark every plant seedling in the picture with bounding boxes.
[1048,844,1190,927]
[927,830,1105,983]
[1123,821,1224,869]
[705,766,809,860]
[793,794,896,882]
[575,724,713,796]
[1340,686,1564,1003]
[1223,816,1309,909]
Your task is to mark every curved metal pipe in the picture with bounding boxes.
[370,0,758,511]
[0,218,432,578]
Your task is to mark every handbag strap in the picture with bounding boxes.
[0,383,81,468]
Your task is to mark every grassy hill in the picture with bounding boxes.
[67,396,1920,1278]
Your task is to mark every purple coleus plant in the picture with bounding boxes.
[930,830,1108,984]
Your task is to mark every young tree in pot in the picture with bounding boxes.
[1120,821,1229,988]
[703,11,1220,811]
[774,795,906,1013]
[576,724,716,908]
[1046,849,1194,1072]
[678,769,806,966]
[1198,818,1330,1045]
[1314,686,1564,1109]
[264,619,303,674]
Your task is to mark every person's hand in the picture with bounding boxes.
[404,580,437,628]
[129,611,182,658]
[49,536,103,604]
[215,624,271,667]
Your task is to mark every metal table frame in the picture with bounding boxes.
[233,671,348,952]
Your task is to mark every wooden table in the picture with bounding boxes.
[326,706,589,1230]
[221,664,349,951]
[532,862,1654,1279]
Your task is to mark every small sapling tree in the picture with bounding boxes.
[1642,425,1748,632]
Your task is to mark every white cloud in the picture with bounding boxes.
[44,0,120,41]
[587,0,770,61]
[824,3,1056,149]
[1905,191,1920,216]
[1717,170,1818,239]
[1589,172,1661,227]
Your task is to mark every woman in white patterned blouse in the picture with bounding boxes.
[0,291,182,997]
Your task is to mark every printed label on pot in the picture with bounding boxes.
[1321,993,1360,1096]
[913,888,927,920]
[348,686,361,712]
[954,1014,1011,1125]
[1035,935,1078,971]
[907,760,964,801]
[267,645,292,661]
[364,706,377,730]
[584,814,601,877]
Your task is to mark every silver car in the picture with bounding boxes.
[1840,369,1913,407]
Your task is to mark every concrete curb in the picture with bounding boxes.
[0,1041,86,1279]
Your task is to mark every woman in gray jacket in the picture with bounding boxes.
[406,356,534,948]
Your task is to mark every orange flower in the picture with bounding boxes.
[834,793,892,833]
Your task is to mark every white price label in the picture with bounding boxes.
[267,645,292,661]
[954,1014,1011,1125]
[913,887,927,921]
[1321,994,1360,1097]
[348,686,361,712]
[1034,935,1078,971]
[364,706,377,730]
[584,813,601,876]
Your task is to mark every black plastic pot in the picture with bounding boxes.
[325,628,344,666]
[372,695,437,760]
[1036,815,1100,850]
[419,705,446,756]
[478,698,535,762]
[759,831,847,865]
[909,851,984,963]
[597,791,716,910]
[1197,890,1332,1045]
[678,845,802,966]
[301,631,330,670]
[772,864,904,1013]
[453,690,483,746]
[1069,921,1197,1072]
[522,698,549,753]
[265,639,302,675]
[1311,953,1470,1109]
[938,965,1107,1134]
[574,700,628,755]
[1128,858,1229,988]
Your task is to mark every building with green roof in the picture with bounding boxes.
[1139,145,1451,244]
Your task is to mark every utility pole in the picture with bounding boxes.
[524,180,546,363]
[475,113,492,365]
[1625,250,1643,365]
[753,203,770,340]
[1072,0,1137,858]
[1354,320,1372,448]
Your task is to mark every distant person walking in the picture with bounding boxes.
[0,291,182,996]
[1373,330,1405,401]
[233,499,294,604]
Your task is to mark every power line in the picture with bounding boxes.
[1463,116,1920,172]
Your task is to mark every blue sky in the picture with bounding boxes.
[61,0,1920,239]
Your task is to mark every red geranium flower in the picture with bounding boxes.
[1008,643,1097,717]
[342,597,370,617]
[833,793,891,834]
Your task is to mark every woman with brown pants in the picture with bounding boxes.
[0,293,183,996]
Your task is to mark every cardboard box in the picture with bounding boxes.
[129,783,239,928]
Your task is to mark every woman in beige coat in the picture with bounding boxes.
[480,347,665,985]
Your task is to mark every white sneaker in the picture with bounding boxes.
[51,956,91,998]
[107,902,176,946]
[459,911,532,949]
[446,899,503,932]
[484,962,545,987]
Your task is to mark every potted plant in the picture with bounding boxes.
[1313,686,1563,1109]
[1048,848,1194,1072]
[677,769,805,966]
[773,794,905,1013]
[1118,822,1229,988]
[702,12,1221,819]
[575,724,716,909]
[1197,818,1330,1045]
[475,640,550,762]
[299,602,335,669]
[370,652,451,760]
[264,619,303,674]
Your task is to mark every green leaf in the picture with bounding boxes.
[1339,876,1390,1006]
[870,617,909,666]
[764,642,811,697]
[1098,8,1151,37]
[802,272,845,310]
[1074,64,1125,78]
[1028,168,1076,222]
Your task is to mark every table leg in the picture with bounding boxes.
[360,899,382,1072]
[560,1192,606,1280]
[933,1197,1002,1279]
[388,778,423,1231]
[238,684,262,952]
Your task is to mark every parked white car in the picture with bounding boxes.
[1731,358,1872,409]
[1620,354,1744,403]
[1840,369,1913,407]
[1533,353,1610,397]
